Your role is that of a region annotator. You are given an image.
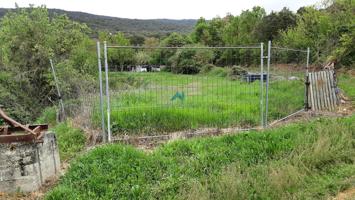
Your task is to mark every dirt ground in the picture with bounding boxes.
[332,188,355,200]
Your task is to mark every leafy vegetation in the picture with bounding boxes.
[0,2,352,199]
[46,115,355,199]
[100,0,354,75]
[0,71,35,122]
[193,0,354,67]
[52,121,86,161]
[0,6,96,122]
[1,1,353,123]
[0,8,197,38]
[35,106,87,161]
[338,73,355,105]
[36,107,58,126]
[278,0,354,67]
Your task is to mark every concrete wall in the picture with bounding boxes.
[0,132,60,193]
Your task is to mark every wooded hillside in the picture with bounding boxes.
[0,8,197,35]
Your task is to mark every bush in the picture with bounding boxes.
[0,7,97,122]
[228,65,248,80]
[0,71,35,123]
[36,107,58,126]
[55,60,97,100]
[207,67,229,77]
[172,61,201,74]
[200,64,216,74]
[169,46,214,74]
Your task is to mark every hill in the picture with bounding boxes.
[0,8,197,35]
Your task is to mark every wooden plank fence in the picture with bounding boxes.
[307,70,338,111]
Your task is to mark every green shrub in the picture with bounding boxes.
[172,59,201,74]
[0,71,35,123]
[0,7,97,123]
[228,65,247,80]
[169,46,214,74]
[207,67,229,77]
[36,107,58,126]
[200,64,216,74]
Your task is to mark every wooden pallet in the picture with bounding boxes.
[307,70,338,111]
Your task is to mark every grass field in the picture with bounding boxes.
[46,115,355,200]
[43,72,354,200]
[338,73,355,106]
[92,69,304,136]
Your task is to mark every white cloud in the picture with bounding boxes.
[0,0,320,19]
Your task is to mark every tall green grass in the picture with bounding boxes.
[53,122,86,161]
[36,108,87,161]
[46,115,355,199]
[338,74,355,105]
[35,106,58,126]
[93,71,304,135]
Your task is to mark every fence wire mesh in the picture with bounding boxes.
[266,46,308,124]
[102,45,264,137]
[94,42,309,140]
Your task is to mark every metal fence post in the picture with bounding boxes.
[265,41,271,127]
[49,59,65,122]
[260,43,264,128]
[305,47,310,110]
[104,41,112,142]
[97,41,106,142]
[306,47,310,74]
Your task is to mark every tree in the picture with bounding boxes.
[134,51,151,65]
[216,7,266,66]
[192,17,225,46]
[161,32,191,47]
[326,0,355,67]
[127,34,145,45]
[0,6,95,120]
[207,17,224,46]
[169,45,214,74]
[256,7,297,41]
[159,32,192,66]
[143,37,160,65]
[329,31,354,67]
[144,37,160,48]
[99,31,135,71]
[0,6,54,107]
[192,17,210,45]
[222,7,265,45]
[278,0,354,66]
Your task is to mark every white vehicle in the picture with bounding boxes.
[134,66,147,72]
[152,67,161,72]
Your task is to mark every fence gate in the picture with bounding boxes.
[96,41,310,142]
[266,43,310,125]
[97,42,268,141]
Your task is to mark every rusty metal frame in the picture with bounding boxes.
[0,109,48,143]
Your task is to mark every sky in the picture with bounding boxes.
[0,0,321,19]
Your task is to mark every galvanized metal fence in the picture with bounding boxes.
[96,41,309,142]
[265,43,310,125]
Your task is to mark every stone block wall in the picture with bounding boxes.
[0,132,60,193]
